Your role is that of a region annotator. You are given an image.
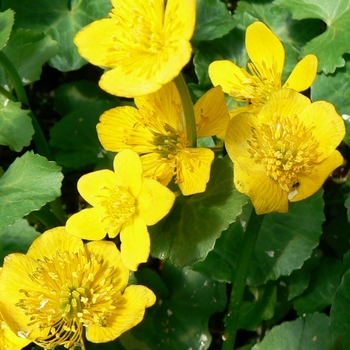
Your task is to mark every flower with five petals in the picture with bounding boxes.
[209,21,318,120]
[74,0,196,97]
[225,89,345,214]
[66,149,175,271]
[97,82,230,196]
[0,228,156,349]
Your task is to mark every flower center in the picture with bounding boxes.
[247,116,322,197]
[100,186,136,227]
[15,250,118,349]
[229,61,281,108]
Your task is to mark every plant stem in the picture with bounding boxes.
[174,73,197,147]
[0,51,52,160]
[222,208,265,349]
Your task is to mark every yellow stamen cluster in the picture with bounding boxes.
[15,250,118,349]
[247,115,322,193]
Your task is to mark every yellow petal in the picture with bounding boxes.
[114,150,143,198]
[234,163,289,214]
[66,207,109,240]
[246,21,285,83]
[141,153,175,186]
[0,314,31,350]
[85,241,129,289]
[164,0,196,41]
[298,101,345,159]
[74,19,117,68]
[120,216,150,271]
[86,284,155,342]
[0,254,50,341]
[137,179,175,225]
[291,151,344,202]
[209,60,248,94]
[283,54,318,91]
[258,89,311,123]
[195,86,230,138]
[77,169,117,207]
[27,227,84,260]
[225,112,259,163]
[177,148,214,196]
[135,81,183,131]
[97,106,152,153]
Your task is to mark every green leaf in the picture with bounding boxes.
[0,151,63,229]
[248,189,325,285]
[0,9,14,50]
[192,0,235,43]
[0,29,58,86]
[0,0,112,71]
[149,157,248,267]
[293,257,343,316]
[50,81,119,170]
[252,313,332,350]
[131,263,226,349]
[0,219,40,264]
[331,267,350,348]
[311,56,350,115]
[0,95,34,151]
[274,0,350,74]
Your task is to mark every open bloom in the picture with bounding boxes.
[0,227,156,349]
[97,82,230,196]
[66,149,175,271]
[209,21,318,119]
[225,89,345,215]
[74,0,196,97]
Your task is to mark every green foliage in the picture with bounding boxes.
[275,0,350,74]
[0,151,63,228]
[0,9,14,50]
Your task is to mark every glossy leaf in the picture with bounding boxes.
[0,151,63,228]
[0,218,40,263]
[312,57,350,116]
[192,0,235,43]
[252,313,332,350]
[0,95,34,151]
[131,263,226,350]
[275,0,350,74]
[0,9,14,50]
[149,157,248,267]
[0,0,112,71]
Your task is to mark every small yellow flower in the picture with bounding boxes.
[209,21,318,119]
[225,89,345,215]
[0,227,156,349]
[74,0,196,97]
[66,149,175,271]
[97,82,230,196]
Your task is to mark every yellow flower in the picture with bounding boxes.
[96,82,230,196]
[0,281,31,350]
[74,0,196,97]
[209,21,318,119]
[66,149,175,271]
[0,227,156,349]
[225,89,345,215]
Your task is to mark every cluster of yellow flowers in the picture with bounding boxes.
[0,0,346,349]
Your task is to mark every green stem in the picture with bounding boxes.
[0,51,52,160]
[174,73,197,147]
[222,209,265,350]
[0,85,16,101]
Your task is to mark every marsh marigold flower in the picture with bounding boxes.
[74,0,196,97]
[66,149,175,271]
[0,227,156,349]
[97,82,230,196]
[209,21,318,119]
[225,89,345,215]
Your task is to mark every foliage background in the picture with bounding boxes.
[0,0,350,349]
